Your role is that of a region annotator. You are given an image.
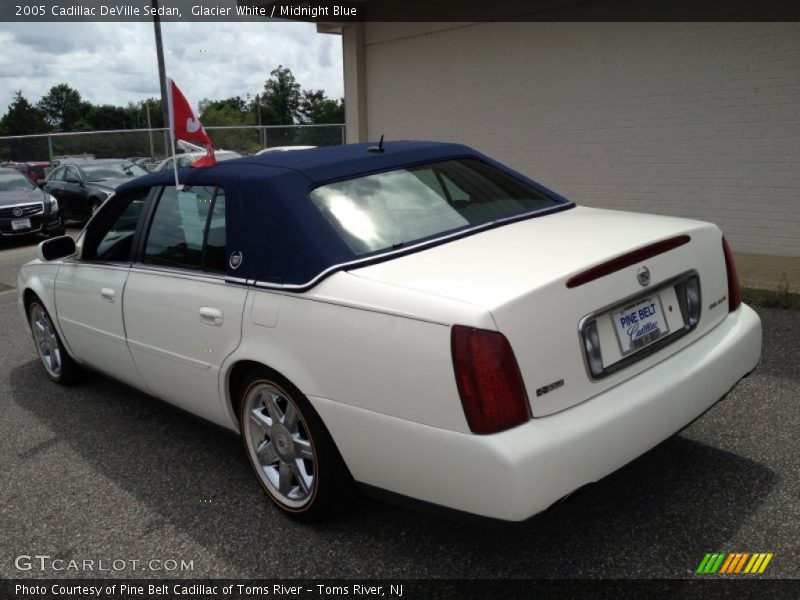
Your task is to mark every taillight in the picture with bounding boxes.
[451,325,531,434]
[722,235,741,312]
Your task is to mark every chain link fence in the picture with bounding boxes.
[0,124,346,164]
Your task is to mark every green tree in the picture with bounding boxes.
[37,83,84,131]
[298,89,344,124]
[81,104,131,130]
[199,96,254,126]
[123,98,165,129]
[261,66,301,125]
[0,91,49,135]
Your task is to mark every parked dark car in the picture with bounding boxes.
[127,157,156,172]
[41,159,147,222]
[9,161,51,183]
[0,167,63,239]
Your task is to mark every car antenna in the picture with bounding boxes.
[368,134,385,153]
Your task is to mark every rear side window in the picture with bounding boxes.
[143,185,226,273]
[309,158,558,256]
[203,190,226,273]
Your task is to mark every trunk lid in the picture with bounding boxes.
[349,206,731,416]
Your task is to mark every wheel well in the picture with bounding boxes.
[227,360,267,420]
[23,289,40,313]
[227,359,357,488]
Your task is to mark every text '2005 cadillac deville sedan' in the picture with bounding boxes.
[18,141,762,521]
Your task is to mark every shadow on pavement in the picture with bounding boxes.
[0,224,81,251]
[0,233,46,251]
[9,358,777,578]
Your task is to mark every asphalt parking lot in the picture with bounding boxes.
[0,230,798,580]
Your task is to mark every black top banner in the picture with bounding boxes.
[2,0,800,22]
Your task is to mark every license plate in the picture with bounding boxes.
[11,218,31,231]
[611,295,670,355]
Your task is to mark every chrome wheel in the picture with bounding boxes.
[243,382,316,509]
[30,304,62,378]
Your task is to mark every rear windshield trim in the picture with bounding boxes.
[229,200,575,293]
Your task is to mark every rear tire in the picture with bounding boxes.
[238,367,354,521]
[28,300,83,385]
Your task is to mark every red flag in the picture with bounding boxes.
[167,78,216,168]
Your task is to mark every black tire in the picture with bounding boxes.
[91,197,103,215]
[28,299,84,385]
[48,226,66,238]
[238,366,354,521]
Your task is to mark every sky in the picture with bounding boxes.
[0,20,344,116]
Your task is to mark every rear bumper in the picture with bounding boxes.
[310,304,762,521]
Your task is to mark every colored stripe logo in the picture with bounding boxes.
[696,552,773,574]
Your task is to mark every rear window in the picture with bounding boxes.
[83,162,147,182]
[309,158,558,256]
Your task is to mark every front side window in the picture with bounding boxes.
[64,166,81,183]
[84,191,148,261]
[309,158,558,256]
[143,185,226,273]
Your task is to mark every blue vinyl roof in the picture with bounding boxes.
[239,140,475,183]
[116,141,572,290]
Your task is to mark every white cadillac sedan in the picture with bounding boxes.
[18,141,762,521]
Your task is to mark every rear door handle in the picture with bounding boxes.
[199,306,223,326]
[101,288,116,302]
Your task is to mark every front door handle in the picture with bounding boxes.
[199,306,223,326]
[101,288,115,302]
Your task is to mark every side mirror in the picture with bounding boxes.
[38,236,77,262]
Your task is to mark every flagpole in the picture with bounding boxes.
[165,77,182,190]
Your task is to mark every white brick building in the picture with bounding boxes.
[322,22,800,257]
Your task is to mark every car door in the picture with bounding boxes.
[62,165,89,218]
[54,189,151,392]
[122,185,247,424]
[43,167,66,201]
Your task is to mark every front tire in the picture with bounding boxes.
[28,300,83,384]
[239,367,353,521]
